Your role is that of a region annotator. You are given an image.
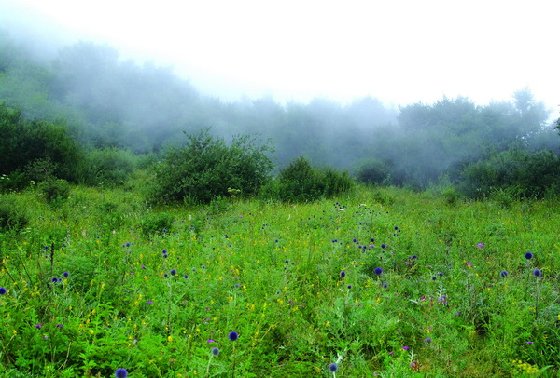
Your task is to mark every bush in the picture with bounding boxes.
[140,212,175,237]
[0,197,29,232]
[79,148,138,186]
[149,130,273,205]
[356,159,390,185]
[273,157,354,202]
[0,103,82,186]
[458,149,560,198]
[38,179,71,204]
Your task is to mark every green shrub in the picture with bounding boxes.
[140,212,175,236]
[38,179,70,204]
[0,197,29,232]
[274,157,354,202]
[0,103,82,186]
[458,149,560,199]
[79,148,138,186]
[356,159,390,185]
[149,130,272,205]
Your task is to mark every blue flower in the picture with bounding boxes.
[328,362,338,372]
[170,269,176,276]
[340,270,346,278]
[229,331,239,341]
[525,251,534,260]
[500,270,508,277]
[115,368,128,378]
[381,243,387,249]
[374,267,383,276]
[533,268,542,277]
[0,287,6,295]
[62,271,69,278]
[211,347,219,356]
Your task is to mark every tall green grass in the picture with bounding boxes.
[0,185,559,376]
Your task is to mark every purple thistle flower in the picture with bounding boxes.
[402,345,410,351]
[34,323,42,330]
[476,242,485,249]
[228,331,239,341]
[533,268,542,277]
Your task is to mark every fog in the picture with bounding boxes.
[1,2,559,188]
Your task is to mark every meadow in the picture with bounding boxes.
[1,184,559,377]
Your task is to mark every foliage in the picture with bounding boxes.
[269,157,353,202]
[0,196,29,232]
[38,179,71,204]
[78,148,138,186]
[458,149,560,199]
[140,212,175,236]
[149,130,273,205]
[356,159,390,185]
[2,185,560,376]
[0,103,82,186]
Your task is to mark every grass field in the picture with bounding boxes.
[1,184,559,377]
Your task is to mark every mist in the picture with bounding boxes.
[0,18,558,189]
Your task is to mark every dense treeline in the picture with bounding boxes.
[1,29,560,201]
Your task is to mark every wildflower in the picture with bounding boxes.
[381,243,387,249]
[374,267,383,276]
[211,347,219,356]
[183,274,189,279]
[402,345,410,351]
[125,242,131,248]
[476,242,485,249]
[0,287,7,295]
[34,323,42,330]
[438,295,448,305]
[352,238,358,243]
[146,300,153,305]
[526,341,534,345]
[162,249,168,258]
[228,331,239,341]
[525,251,533,260]
[394,226,399,231]
[56,324,64,329]
[207,339,216,343]
[424,337,432,344]
[115,368,128,378]
[51,277,59,283]
[533,268,542,277]
[328,362,338,372]
[170,269,177,276]
[62,272,69,278]
[340,270,346,278]
[347,285,352,289]
[500,270,509,277]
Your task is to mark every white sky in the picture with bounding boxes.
[1,0,559,114]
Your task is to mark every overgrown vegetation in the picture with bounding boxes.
[1,185,559,376]
[264,157,354,202]
[149,130,273,205]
